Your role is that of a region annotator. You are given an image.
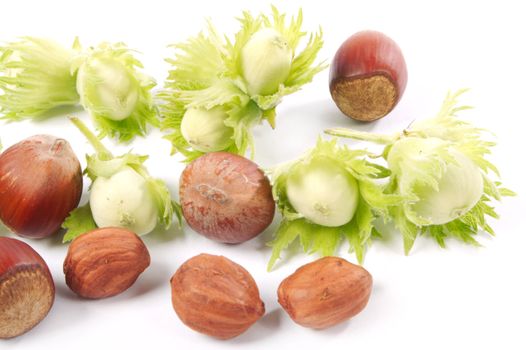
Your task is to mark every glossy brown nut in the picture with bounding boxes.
[0,135,83,238]
[278,256,372,329]
[63,227,150,299]
[330,30,407,121]
[170,254,265,339]
[0,237,55,339]
[179,152,275,244]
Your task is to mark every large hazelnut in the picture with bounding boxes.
[63,227,150,299]
[0,135,82,238]
[170,254,265,339]
[179,152,275,244]
[278,256,372,329]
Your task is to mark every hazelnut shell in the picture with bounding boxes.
[0,135,82,238]
[63,227,150,299]
[278,256,372,329]
[0,237,55,339]
[170,253,265,339]
[179,152,275,244]
[330,30,407,121]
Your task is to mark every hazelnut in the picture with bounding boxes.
[0,237,55,339]
[63,227,150,299]
[179,152,275,244]
[0,135,82,238]
[170,254,265,339]
[330,30,407,121]
[278,256,372,329]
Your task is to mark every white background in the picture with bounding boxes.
[1,0,525,349]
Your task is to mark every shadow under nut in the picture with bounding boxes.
[179,152,275,244]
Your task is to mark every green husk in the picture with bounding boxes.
[159,6,326,161]
[326,90,515,253]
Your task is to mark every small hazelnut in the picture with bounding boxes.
[330,30,407,121]
[278,256,372,329]
[63,227,150,299]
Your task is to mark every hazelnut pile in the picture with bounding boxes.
[1,231,373,339]
[0,26,400,342]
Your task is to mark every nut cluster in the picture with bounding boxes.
[169,254,372,338]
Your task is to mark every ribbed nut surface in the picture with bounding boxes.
[170,254,265,339]
[63,227,150,299]
[278,256,372,329]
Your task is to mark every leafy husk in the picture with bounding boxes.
[267,138,397,270]
[62,117,180,242]
[326,90,515,252]
[159,6,326,161]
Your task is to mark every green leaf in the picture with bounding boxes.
[359,180,401,219]
[267,219,302,271]
[343,198,376,263]
[0,37,79,120]
[285,29,327,87]
[224,100,262,158]
[267,218,342,271]
[147,178,182,229]
[85,152,148,181]
[299,223,341,256]
[62,203,97,243]
[391,206,418,255]
[166,20,228,89]
[224,10,263,81]
[426,225,447,248]
[499,188,516,197]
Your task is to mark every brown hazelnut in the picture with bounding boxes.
[179,152,275,244]
[63,227,150,299]
[170,253,265,339]
[330,30,407,121]
[278,256,372,329]
[0,135,82,238]
[0,237,55,339]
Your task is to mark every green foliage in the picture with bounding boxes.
[159,6,326,160]
[62,118,180,242]
[267,138,396,270]
[72,41,158,142]
[326,90,515,253]
[0,37,79,120]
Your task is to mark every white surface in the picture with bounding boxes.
[1,0,525,349]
